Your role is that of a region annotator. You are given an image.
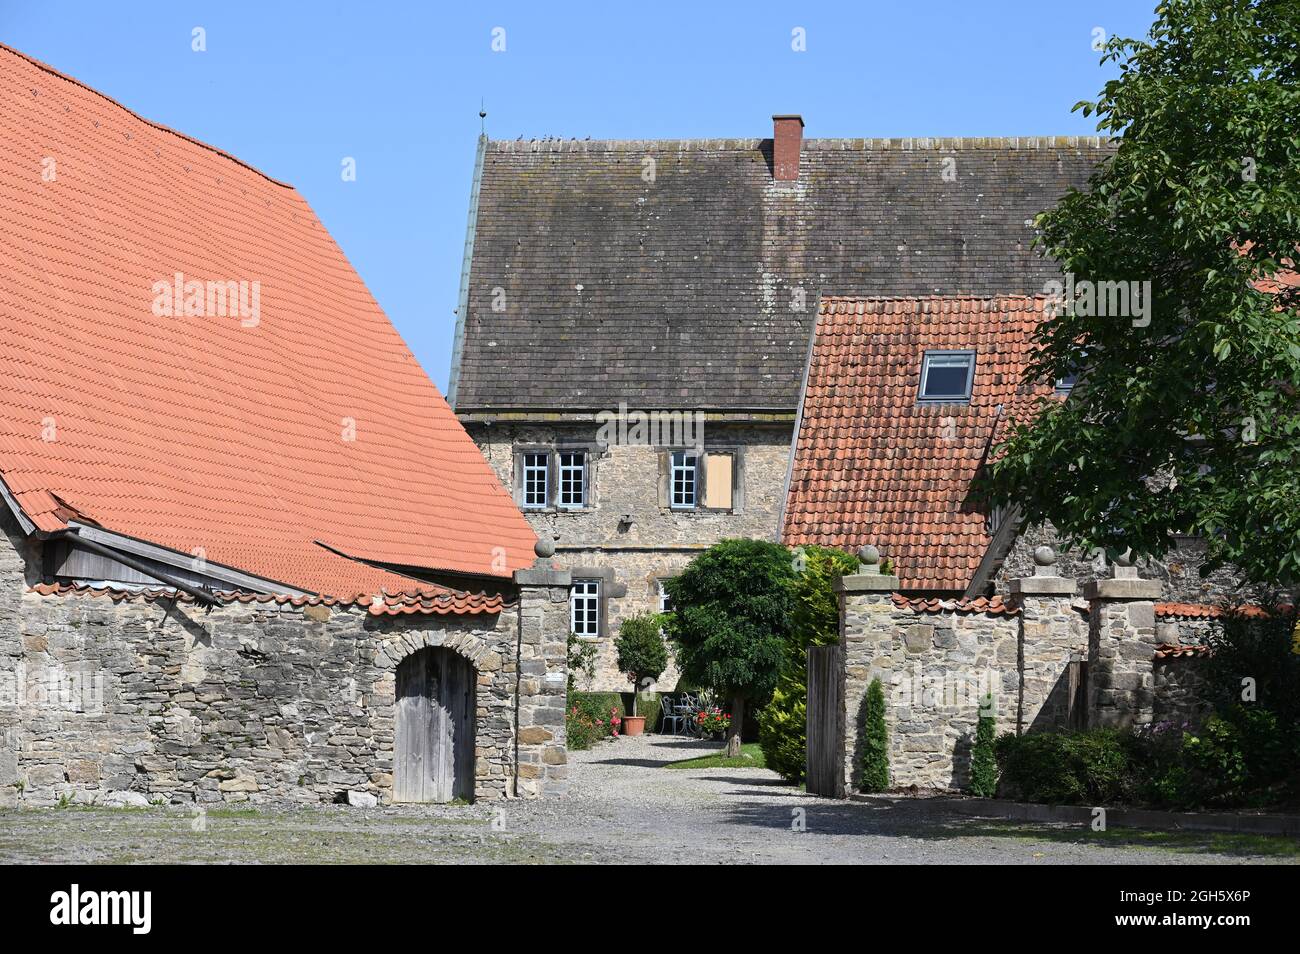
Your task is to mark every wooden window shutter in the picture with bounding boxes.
[703,452,733,509]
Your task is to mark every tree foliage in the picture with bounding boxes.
[665,539,794,747]
[859,677,890,793]
[757,545,859,783]
[969,697,999,797]
[980,0,1300,584]
[614,612,669,716]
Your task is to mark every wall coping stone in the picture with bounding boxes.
[1083,578,1163,601]
[1008,576,1077,597]
[834,572,900,594]
[514,565,572,587]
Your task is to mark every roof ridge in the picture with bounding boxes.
[820,293,1050,303]
[0,42,295,190]
[486,135,1113,153]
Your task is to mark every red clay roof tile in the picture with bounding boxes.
[783,295,1058,592]
[0,45,536,602]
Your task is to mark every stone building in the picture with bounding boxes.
[0,44,567,807]
[450,117,1112,689]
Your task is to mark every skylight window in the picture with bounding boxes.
[918,350,976,403]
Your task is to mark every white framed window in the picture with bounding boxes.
[571,579,601,638]
[522,452,549,509]
[1055,371,1079,393]
[558,450,586,509]
[919,350,976,403]
[670,450,697,509]
[657,579,674,614]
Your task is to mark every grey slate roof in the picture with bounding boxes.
[452,135,1113,412]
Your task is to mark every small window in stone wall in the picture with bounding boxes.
[558,450,586,509]
[670,450,697,508]
[661,448,742,512]
[522,452,548,509]
[571,579,601,637]
[515,446,591,512]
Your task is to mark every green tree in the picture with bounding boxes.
[860,677,889,793]
[758,545,859,783]
[614,612,669,717]
[970,696,998,797]
[980,0,1300,585]
[666,539,794,757]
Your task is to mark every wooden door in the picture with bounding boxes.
[806,645,845,798]
[394,647,475,802]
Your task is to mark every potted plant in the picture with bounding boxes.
[695,707,731,740]
[613,612,669,736]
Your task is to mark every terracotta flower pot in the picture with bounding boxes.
[621,715,646,736]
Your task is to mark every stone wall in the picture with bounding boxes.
[837,563,1022,791]
[998,524,1261,606]
[466,419,794,689]
[0,506,569,807]
[833,547,1216,795]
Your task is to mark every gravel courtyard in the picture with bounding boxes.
[1,735,1295,864]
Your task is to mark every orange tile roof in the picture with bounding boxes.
[1155,602,1291,620]
[890,594,1019,616]
[782,295,1058,592]
[29,581,506,616]
[0,45,535,602]
[1153,642,1212,659]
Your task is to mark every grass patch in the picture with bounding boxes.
[665,743,767,770]
[952,819,1300,858]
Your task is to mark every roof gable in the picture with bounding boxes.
[0,45,536,599]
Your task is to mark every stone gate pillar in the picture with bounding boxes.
[833,545,900,796]
[512,538,571,797]
[1084,551,1163,728]
[1007,546,1081,732]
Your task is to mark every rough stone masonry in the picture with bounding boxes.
[0,508,569,808]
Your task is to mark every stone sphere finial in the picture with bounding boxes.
[534,537,556,559]
[857,544,880,565]
[1114,547,1134,567]
[1032,545,1057,567]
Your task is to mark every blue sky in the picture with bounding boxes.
[1,1,1158,392]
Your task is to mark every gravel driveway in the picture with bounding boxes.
[0,735,1294,864]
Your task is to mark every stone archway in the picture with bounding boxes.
[394,646,476,803]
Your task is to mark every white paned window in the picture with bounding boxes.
[558,451,586,509]
[522,452,548,509]
[571,579,601,637]
[657,579,674,614]
[671,450,697,509]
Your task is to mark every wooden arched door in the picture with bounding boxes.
[394,647,475,802]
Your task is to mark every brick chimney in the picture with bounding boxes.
[772,114,804,181]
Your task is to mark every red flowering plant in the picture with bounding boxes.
[695,707,731,737]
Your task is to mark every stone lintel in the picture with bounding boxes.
[834,573,899,594]
[514,565,572,587]
[1008,576,1076,597]
[1083,578,1163,601]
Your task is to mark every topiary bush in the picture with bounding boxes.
[969,696,998,797]
[859,677,889,793]
[614,612,669,717]
[757,545,858,783]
